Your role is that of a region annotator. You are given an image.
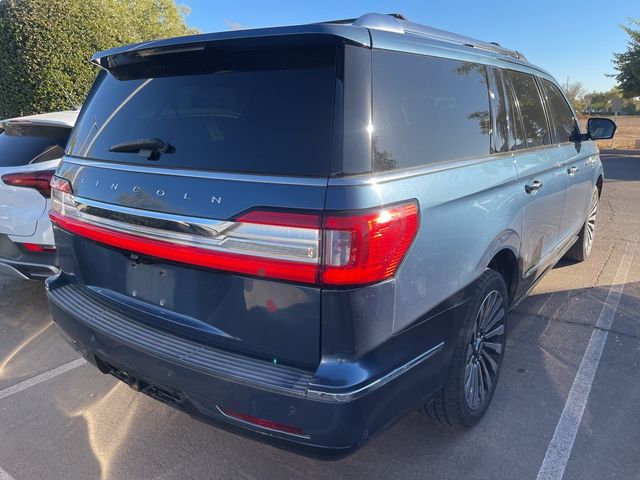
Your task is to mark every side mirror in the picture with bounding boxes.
[587,117,616,140]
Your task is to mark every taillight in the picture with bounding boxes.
[1,170,57,198]
[234,202,419,286]
[49,178,419,287]
[321,202,420,285]
[50,175,72,194]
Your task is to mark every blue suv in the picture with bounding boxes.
[46,13,616,453]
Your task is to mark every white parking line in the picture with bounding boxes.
[0,467,16,480]
[0,358,86,402]
[536,243,634,480]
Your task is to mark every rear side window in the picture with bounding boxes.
[0,125,70,167]
[507,71,551,148]
[372,51,491,171]
[502,71,527,151]
[488,68,526,153]
[69,45,337,177]
[541,79,580,143]
[488,68,510,153]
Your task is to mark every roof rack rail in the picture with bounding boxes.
[326,13,527,62]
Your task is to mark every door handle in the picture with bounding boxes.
[567,166,578,176]
[525,180,543,194]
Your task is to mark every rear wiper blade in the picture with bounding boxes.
[109,137,174,160]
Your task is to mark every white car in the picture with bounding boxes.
[0,110,78,280]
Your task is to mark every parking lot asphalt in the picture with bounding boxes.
[0,153,639,480]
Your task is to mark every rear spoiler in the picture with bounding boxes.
[91,24,371,71]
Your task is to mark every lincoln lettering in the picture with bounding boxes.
[83,178,222,205]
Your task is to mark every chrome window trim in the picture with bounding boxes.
[329,154,513,186]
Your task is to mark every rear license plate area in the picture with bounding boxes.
[125,256,176,309]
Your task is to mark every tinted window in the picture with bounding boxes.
[508,71,551,148]
[489,68,526,153]
[502,71,527,151]
[372,51,491,171]
[69,46,337,177]
[488,68,509,153]
[0,125,70,167]
[541,79,580,143]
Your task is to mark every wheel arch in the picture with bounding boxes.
[476,230,520,304]
[596,174,603,197]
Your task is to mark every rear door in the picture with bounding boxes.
[506,70,567,277]
[54,40,341,370]
[540,79,594,238]
[0,124,69,236]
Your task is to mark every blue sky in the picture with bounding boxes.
[182,0,636,93]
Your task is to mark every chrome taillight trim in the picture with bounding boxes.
[52,194,320,264]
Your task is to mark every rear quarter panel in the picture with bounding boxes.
[327,153,522,333]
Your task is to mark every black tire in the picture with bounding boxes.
[423,269,508,427]
[565,186,599,263]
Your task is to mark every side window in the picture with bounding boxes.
[501,70,527,151]
[372,51,491,171]
[488,68,509,153]
[541,79,580,143]
[488,68,526,152]
[507,70,551,148]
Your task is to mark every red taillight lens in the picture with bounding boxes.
[49,211,321,284]
[1,170,57,198]
[321,202,419,285]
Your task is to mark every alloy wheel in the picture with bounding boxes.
[585,193,598,256]
[464,290,506,411]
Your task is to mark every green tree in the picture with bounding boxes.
[564,81,586,111]
[0,0,196,118]
[583,87,638,113]
[613,18,640,98]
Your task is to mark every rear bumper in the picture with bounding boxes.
[0,234,58,280]
[46,274,458,452]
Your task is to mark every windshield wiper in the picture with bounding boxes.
[109,137,174,161]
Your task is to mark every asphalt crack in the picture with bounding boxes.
[593,243,615,287]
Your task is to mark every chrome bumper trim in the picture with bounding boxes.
[307,341,445,403]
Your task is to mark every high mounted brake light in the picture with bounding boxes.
[49,178,419,287]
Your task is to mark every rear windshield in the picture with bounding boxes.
[68,45,337,177]
[0,125,70,167]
